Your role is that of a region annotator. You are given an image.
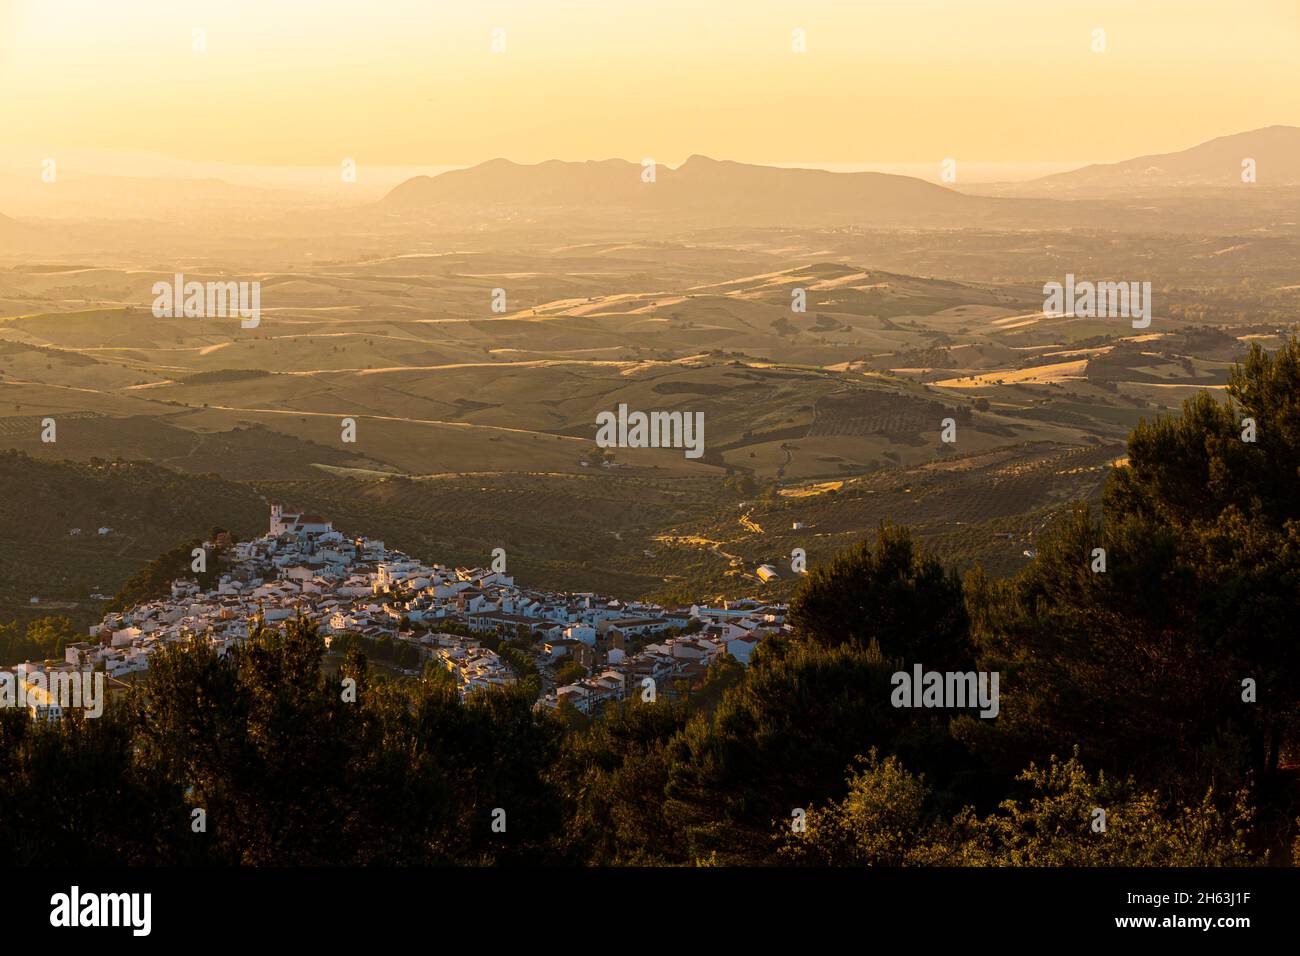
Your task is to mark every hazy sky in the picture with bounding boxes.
[2,0,1298,169]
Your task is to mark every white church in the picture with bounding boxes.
[269,504,334,536]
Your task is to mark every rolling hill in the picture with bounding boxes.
[0,451,267,629]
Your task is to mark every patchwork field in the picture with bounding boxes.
[1,222,1293,623]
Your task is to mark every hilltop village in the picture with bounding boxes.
[29,505,788,716]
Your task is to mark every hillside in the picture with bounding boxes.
[0,452,266,629]
[1002,126,1300,195]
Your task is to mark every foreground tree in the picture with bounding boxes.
[964,341,1300,800]
[778,749,1257,867]
[789,524,970,669]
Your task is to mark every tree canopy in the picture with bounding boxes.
[3,341,1299,866]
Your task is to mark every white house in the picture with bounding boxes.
[556,684,594,714]
[564,624,597,646]
[111,626,143,648]
[669,639,715,662]
[727,635,763,666]
[602,617,673,638]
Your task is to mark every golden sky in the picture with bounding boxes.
[2,0,1298,167]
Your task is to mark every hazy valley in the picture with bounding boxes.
[2,128,1298,627]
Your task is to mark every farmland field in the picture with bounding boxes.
[1,185,1296,624]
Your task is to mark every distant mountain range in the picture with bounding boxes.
[381,126,1300,229]
[383,154,1000,227]
[5,127,1298,244]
